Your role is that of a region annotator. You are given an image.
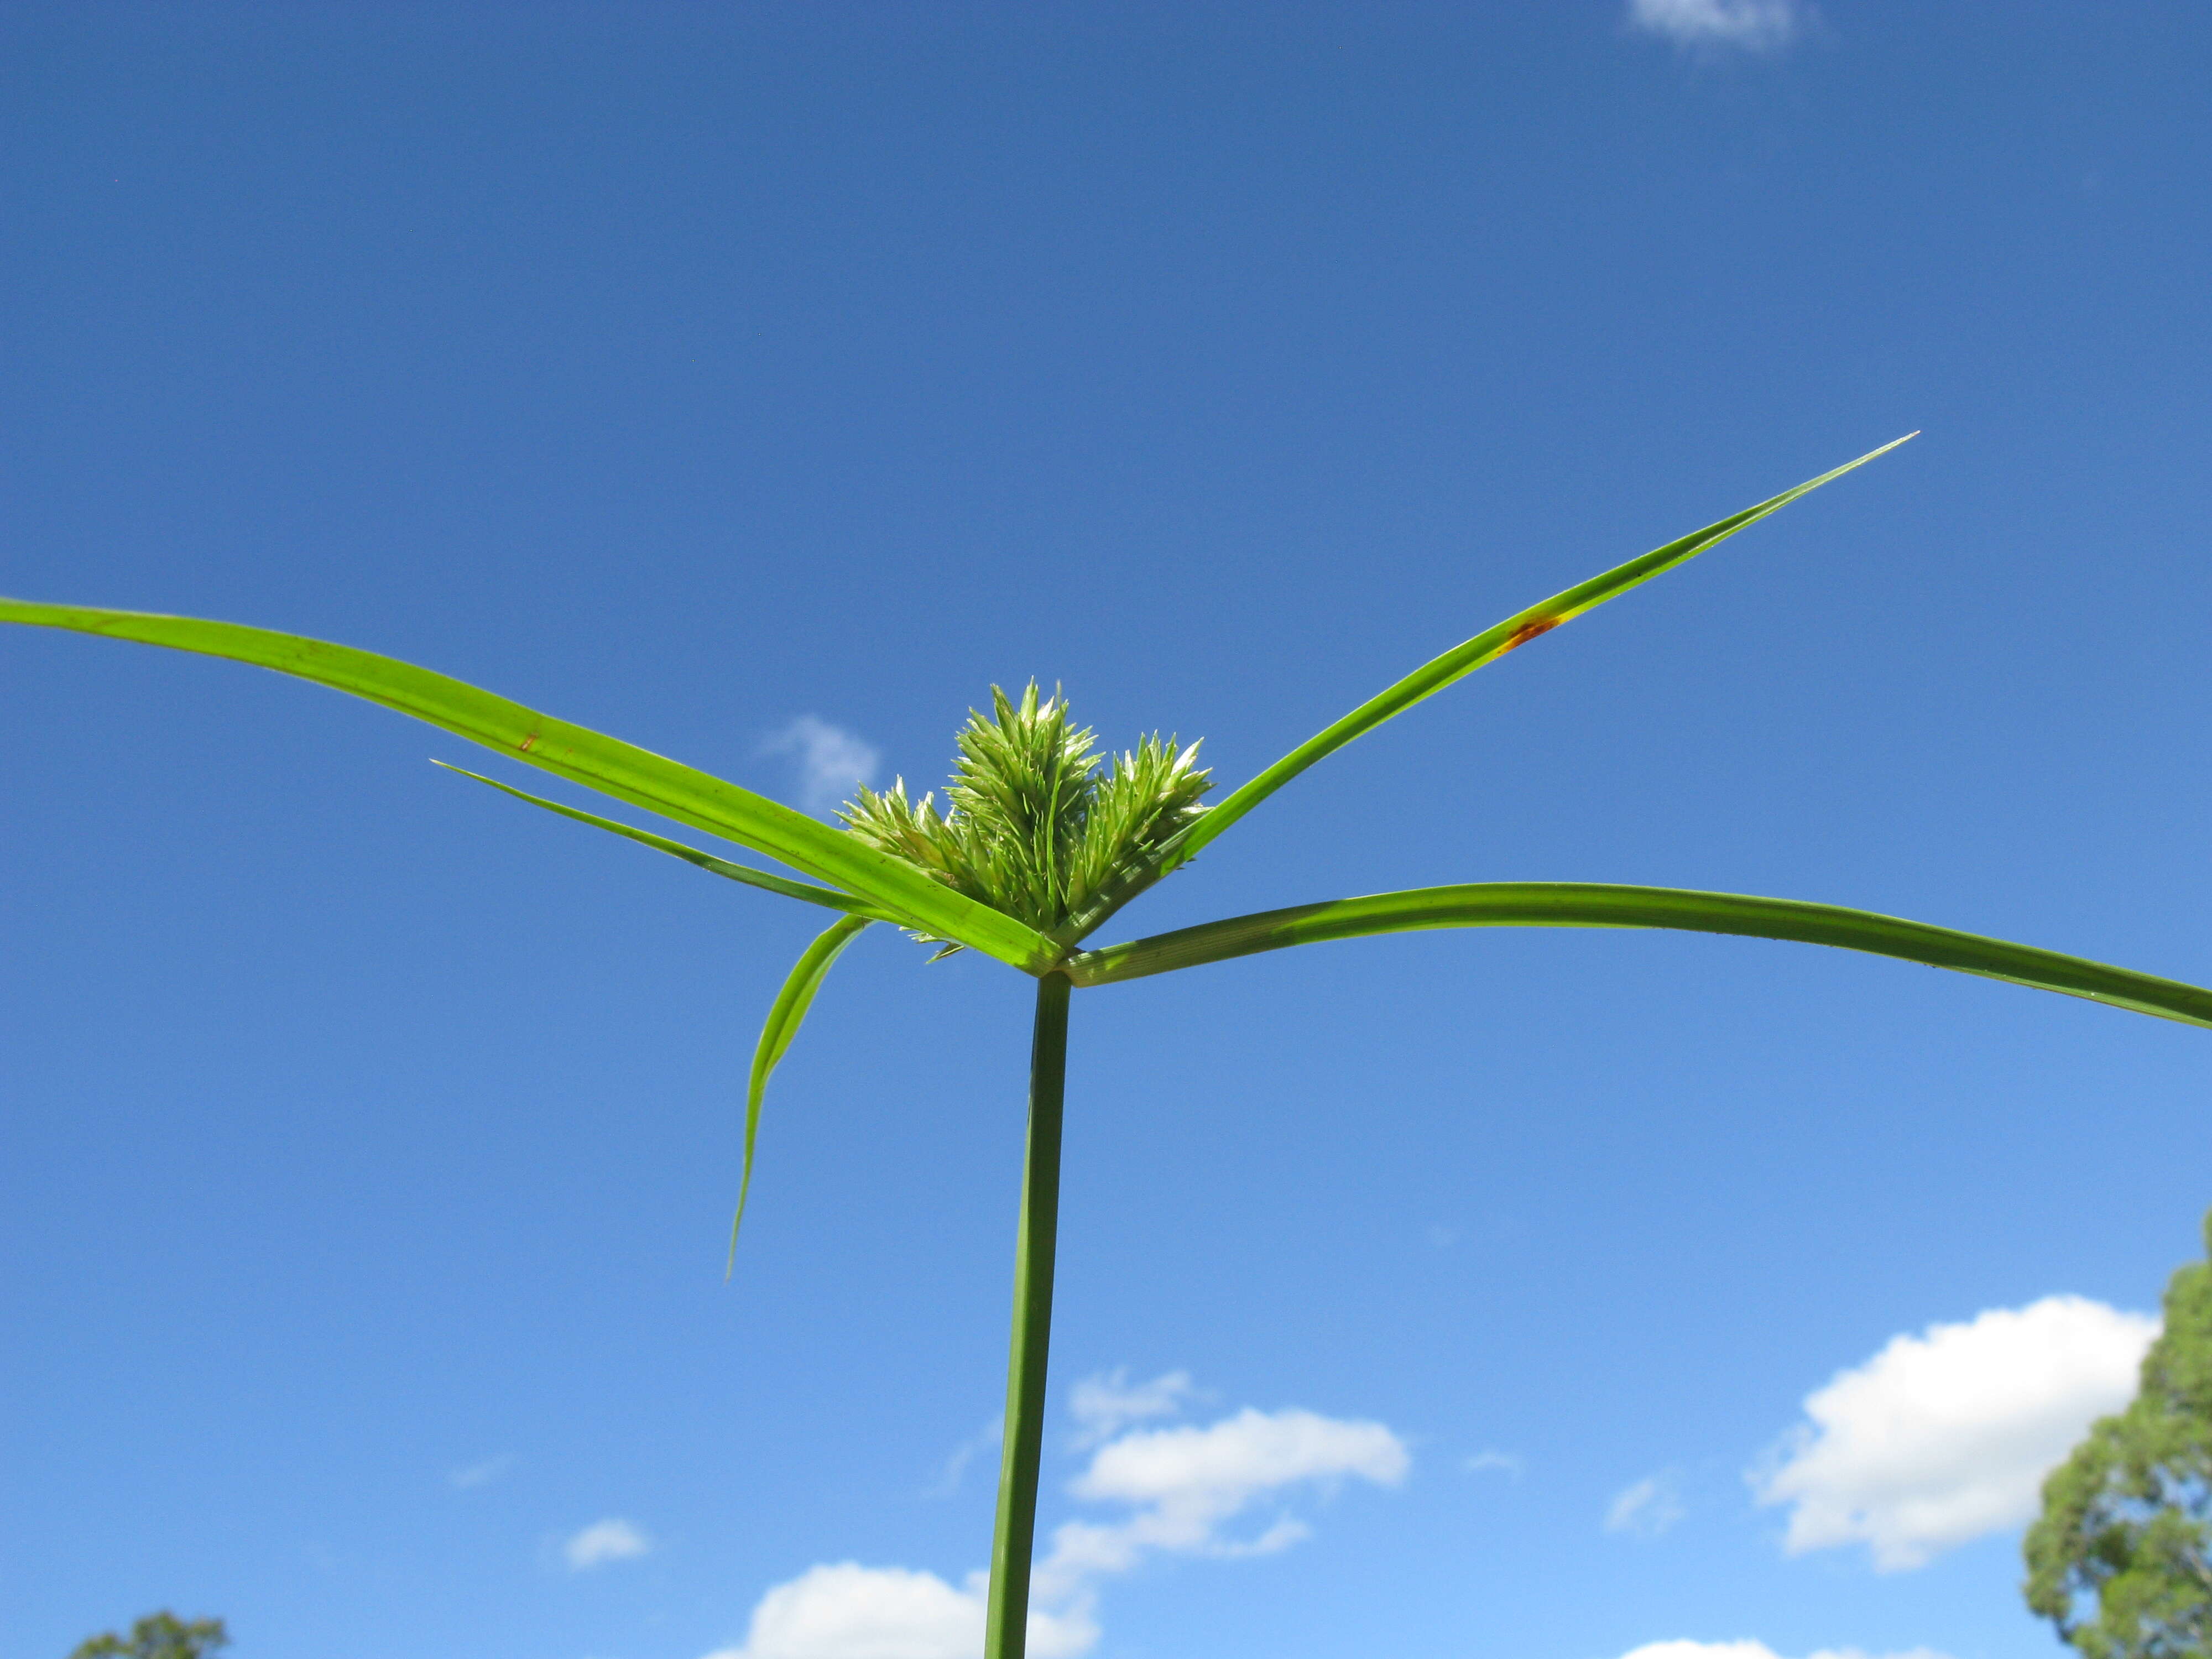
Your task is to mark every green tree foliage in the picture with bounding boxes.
[67,1612,229,1659]
[2026,1212,2212,1658]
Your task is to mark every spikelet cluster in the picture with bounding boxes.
[841,682,1210,946]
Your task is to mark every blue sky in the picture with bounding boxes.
[4,4,2210,1657]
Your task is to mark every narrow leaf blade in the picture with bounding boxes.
[1065,880,2212,1031]
[1172,435,1917,864]
[0,598,1055,971]
[433,761,901,920]
[729,914,872,1274]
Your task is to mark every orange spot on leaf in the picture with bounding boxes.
[518,733,539,753]
[1499,617,1561,654]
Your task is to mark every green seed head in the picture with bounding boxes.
[841,681,1211,947]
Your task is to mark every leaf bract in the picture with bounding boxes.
[729,914,872,1274]
[432,762,900,920]
[1064,880,2212,1030]
[1169,435,1918,867]
[0,597,1054,971]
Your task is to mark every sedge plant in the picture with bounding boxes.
[12,435,2212,1656]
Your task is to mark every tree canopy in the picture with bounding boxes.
[67,1612,229,1659]
[2026,1213,2212,1658]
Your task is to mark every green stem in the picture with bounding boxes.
[984,971,1072,1659]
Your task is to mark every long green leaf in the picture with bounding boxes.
[0,598,1056,972]
[729,914,872,1274]
[432,761,902,921]
[1168,436,1918,867]
[1063,881,2212,1030]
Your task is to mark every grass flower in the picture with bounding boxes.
[841,681,1210,945]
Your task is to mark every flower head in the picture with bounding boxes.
[841,682,1210,947]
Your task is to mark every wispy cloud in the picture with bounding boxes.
[1605,1471,1687,1537]
[565,1516,652,1571]
[760,716,881,815]
[1617,1644,1954,1659]
[1750,1295,2156,1571]
[1464,1448,1522,1478]
[703,1379,1407,1659]
[1068,1368,1194,1449]
[448,1453,513,1490]
[924,1417,1003,1500]
[1627,0,1803,51]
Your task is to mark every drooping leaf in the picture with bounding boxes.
[1166,435,1918,867]
[1063,880,2212,1030]
[729,914,872,1274]
[433,761,900,921]
[0,598,1056,972]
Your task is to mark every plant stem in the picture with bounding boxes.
[984,971,1072,1659]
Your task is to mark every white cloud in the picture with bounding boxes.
[1627,0,1803,51]
[565,1516,652,1570]
[1035,1405,1408,1597]
[1606,1472,1687,1536]
[448,1453,512,1489]
[1068,1368,1193,1448]
[1751,1295,2157,1571]
[709,1386,1407,1659]
[760,716,881,815]
[1464,1448,1523,1478]
[700,1563,1095,1659]
[1617,1644,1953,1659]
